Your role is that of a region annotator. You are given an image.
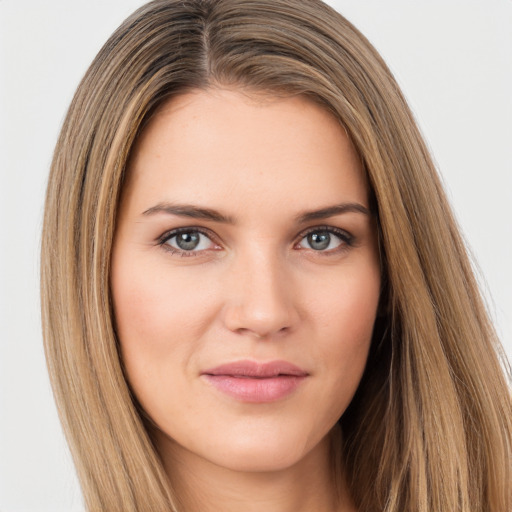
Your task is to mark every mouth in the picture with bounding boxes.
[201,360,309,403]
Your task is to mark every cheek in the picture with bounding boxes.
[110,253,215,408]
[313,258,380,339]
[308,262,380,404]
[112,251,216,350]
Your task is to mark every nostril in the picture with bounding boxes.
[234,325,291,340]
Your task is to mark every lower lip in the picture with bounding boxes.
[202,375,306,403]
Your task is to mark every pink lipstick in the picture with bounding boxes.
[201,360,308,403]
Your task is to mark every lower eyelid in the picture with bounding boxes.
[162,246,203,257]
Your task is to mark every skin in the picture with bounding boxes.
[111,88,381,512]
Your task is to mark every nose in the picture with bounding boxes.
[221,248,300,339]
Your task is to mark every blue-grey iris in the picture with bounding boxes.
[308,232,330,250]
[176,232,200,250]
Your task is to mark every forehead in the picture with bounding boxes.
[122,88,368,216]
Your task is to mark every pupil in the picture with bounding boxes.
[176,232,200,250]
[308,232,330,250]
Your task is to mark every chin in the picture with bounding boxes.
[198,423,331,474]
[208,453,308,474]
[213,444,307,473]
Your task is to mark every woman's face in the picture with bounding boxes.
[111,89,381,474]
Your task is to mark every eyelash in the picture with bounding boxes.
[157,225,355,257]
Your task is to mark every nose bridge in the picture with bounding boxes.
[222,242,299,338]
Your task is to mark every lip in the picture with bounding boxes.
[201,360,309,403]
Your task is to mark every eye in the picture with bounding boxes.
[159,228,219,255]
[297,228,353,252]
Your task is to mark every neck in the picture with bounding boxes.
[154,427,356,512]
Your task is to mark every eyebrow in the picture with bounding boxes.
[142,203,235,223]
[295,203,370,223]
[142,201,370,224]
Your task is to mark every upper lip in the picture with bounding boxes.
[202,360,308,378]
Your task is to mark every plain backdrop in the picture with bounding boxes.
[0,1,511,510]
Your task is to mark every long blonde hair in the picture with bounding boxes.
[41,1,512,510]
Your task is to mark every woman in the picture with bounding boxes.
[41,0,512,511]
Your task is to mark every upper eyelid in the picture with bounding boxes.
[296,225,353,241]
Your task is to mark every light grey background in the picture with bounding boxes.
[1,1,511,510]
